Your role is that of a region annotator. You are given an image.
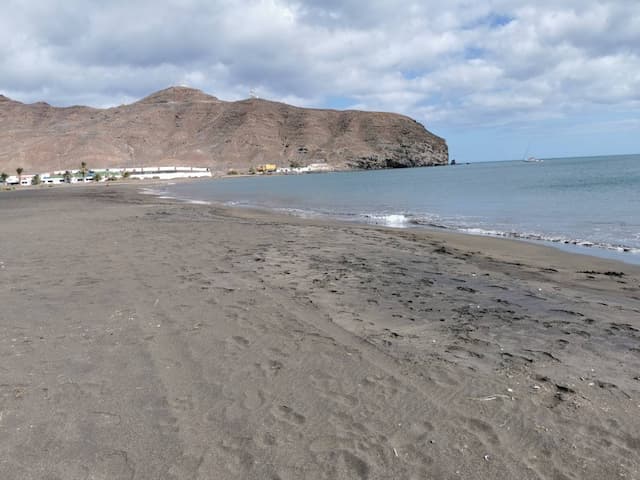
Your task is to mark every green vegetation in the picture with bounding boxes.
[31,174,41,185]
[248,166,256,174]
[93,172,102,182]
[80,161,87,180]
[289,160,302,168]
[0,172,7,185]
[16,167,23,184]
[122,171,131,179]
[63,171,72,183]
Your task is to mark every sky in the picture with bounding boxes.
[1,0,639,162]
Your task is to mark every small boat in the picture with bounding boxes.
[521,142,542,162]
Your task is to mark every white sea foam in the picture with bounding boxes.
[139,187,212,205]
[456,227,640,255]
[270,207,333,220]
[139,188,163,195]
[460,227,503,236]
[365,214,410,227]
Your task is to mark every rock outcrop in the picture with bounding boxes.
[0,86,448,173]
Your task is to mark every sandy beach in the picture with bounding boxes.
[1,184,639,479]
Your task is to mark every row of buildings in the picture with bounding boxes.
[3,162,336,186]
[3,166,212,186]
[265,163,335,174]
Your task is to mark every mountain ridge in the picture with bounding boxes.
[0,86,448,173]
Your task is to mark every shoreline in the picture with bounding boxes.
[1,184,639,479]
[141,177,640,267]
[7,162,640,267]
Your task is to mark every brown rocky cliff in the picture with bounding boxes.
[0,86,448,173]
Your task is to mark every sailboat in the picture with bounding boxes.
[522,142,543,163]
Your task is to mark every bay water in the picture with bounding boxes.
[154,154,640,265]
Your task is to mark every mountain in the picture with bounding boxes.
[0,86,448,174]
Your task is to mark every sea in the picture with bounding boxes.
[150,154,640,265]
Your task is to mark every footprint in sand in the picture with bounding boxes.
[462,416,501,447]
[224,335,251,356]
[169,395,194,413]
[224,402,247,422]
[242,388,265,410]
[256,359,284,378]
[273,404,306,426]
[217,437,256,475]
[91,450,136,480]
[312,449,371,480]
[386,421,436,468]
[361,374,402,402]
[309,372,359,410]
[232,335,250,347]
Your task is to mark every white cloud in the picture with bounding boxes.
[0,0,639,139]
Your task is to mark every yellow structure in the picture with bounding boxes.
[257,164,277,173]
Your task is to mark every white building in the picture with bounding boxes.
[3,165,211,186]
[120,166,211,180]
[40,176,66,184]
[277,163,334,174]
[4,174,35,185]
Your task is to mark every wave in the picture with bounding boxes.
[363,214,411,227]
[455,227,640,255]
[139,187,164,195]
[365,215,640,256]
[138,188,210,205]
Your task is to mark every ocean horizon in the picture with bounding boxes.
[149,153,640,265]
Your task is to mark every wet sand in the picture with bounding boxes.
[1,184,639,479]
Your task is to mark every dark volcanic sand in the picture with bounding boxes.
[1,184,639,479]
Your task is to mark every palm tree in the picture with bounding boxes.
[16,167,23,185]
[63,170,72,183]
[80,161,87,181]
[31,174,41,185]
[0,172,7,185]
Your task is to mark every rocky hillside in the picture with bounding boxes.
[0,87,448,173]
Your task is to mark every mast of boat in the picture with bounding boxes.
[522,141,531,161]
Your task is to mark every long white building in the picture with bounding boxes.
[3,166,212,185]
